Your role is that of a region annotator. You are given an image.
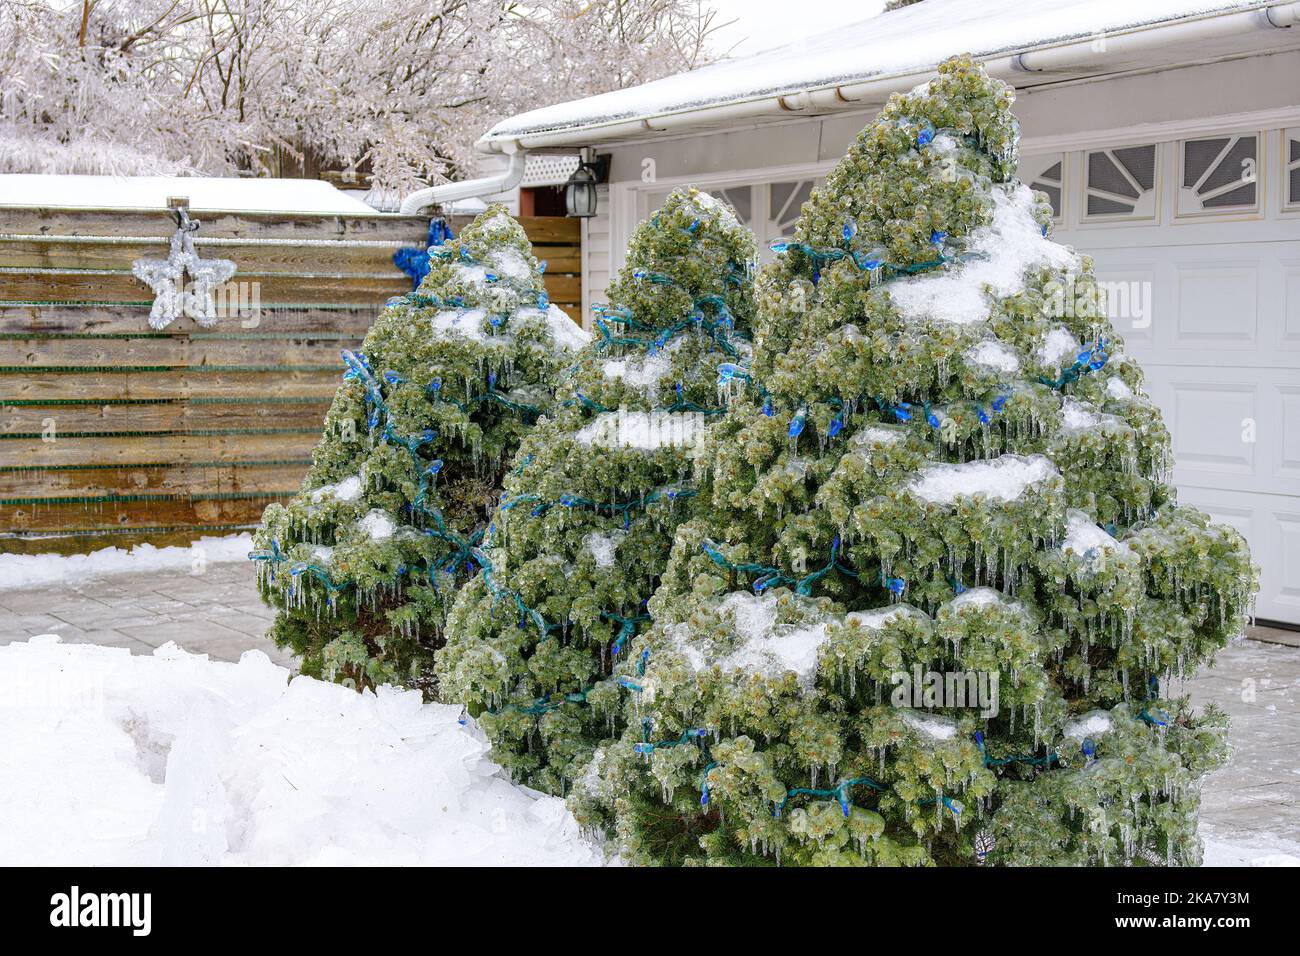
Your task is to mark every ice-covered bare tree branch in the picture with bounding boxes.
[0,0,722,201]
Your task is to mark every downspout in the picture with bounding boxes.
[398,149,527,216]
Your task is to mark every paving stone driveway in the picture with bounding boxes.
[2,558,1297,853]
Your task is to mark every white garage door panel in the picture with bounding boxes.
[1139,365,1297,498]
[1180,486,1300,625]
[1080,236,1297,624]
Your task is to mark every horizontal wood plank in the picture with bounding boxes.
[0,369,343,402]
[0,268,410,305]
[0,527,256,555]
[0,268,576,307]
[0,460,309,499]
[0,335,359,368]
[0,494,285,533]
[0,303,379,335]
[5,431,324,468]
[0,207,430,242]
[0,235,415,273]
[0,400,330,435]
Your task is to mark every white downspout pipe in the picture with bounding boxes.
[398,149,527,216]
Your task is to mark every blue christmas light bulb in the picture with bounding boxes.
[828,416,843,438]
[930,229,947,246]
[916,121,936,147]
[788,408,807,438]
[762,396,774,417]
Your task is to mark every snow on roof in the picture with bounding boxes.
[0,174,377,213]
[485,0,1270,143]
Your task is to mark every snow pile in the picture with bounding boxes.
[1060,398,1127,434]
[670,595,924,690]
[911,454,1058,504]
[1061,509,1129,563]
[1063,709,1113,739]
[946,586,1022,613]
[1202,832,1300,867]
[966,339,1021,374]
[0,534,252,591]
[311,475,364,503]
[671,592,830,690]
[358,509,396,541]
[602,338,681,391]
[853,425,905,448]
[900,710,959,741]
[0,637,605,866]
[430,304,588,353]
[1106,375,1135,400]
[583,531,625,569]
[432,307,494,341]
[1038,327,1080,368]
[889,185,1077,326]
[573,410,706,450]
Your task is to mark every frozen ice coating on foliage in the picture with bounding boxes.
[888,185,1076,326]
[437,185,758,796]
[668,592,834,690]
[1063,710,1114,740]
[966,339,1020,374]
[947,586,1021,612]
[573,410,708,450]
[311,475,364,503]
[910,454,1059,504]
[901,710,960,741]
[1062,509,1128,561]
[584,531,624,569]
[251,205,580,694]
[1038,326,1081,367]
[1106,375,1136,401]
[563,57,1254,867]
[359,509,396,541]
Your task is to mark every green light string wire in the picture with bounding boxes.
[700,535,906,597]
[1040,337,1110,391]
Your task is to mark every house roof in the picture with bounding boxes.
[481,0,1290,151]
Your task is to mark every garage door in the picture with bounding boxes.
[1023,128,1300,625]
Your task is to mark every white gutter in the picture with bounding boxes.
[398,149,527,215]
[477,1,1300,153]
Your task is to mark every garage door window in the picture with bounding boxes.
[1178,133,1259,217]
[1084,144,1157,220]
[1020,153,1064,220]
[1285,128,1300,211]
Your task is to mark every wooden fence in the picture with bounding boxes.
[0,206,582,553]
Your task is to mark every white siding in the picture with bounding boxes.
[582,184,612,328]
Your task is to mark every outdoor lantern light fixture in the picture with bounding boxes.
[564,148,607,218]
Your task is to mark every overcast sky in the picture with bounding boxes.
[705,0,887,58]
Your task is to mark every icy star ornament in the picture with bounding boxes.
[132,209,236,330]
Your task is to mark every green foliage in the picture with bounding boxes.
[437,188,757,794]
[251,206,586,694]
[572,56,1256,866]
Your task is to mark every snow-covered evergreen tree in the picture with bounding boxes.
[438,189,756,794]
[572,57,1255,866]
[252,206,588,693]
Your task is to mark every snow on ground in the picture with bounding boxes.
[0,174,375,213]
[0,534,251,591]
[1202,833,1300,867]
[0,636,605,866]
